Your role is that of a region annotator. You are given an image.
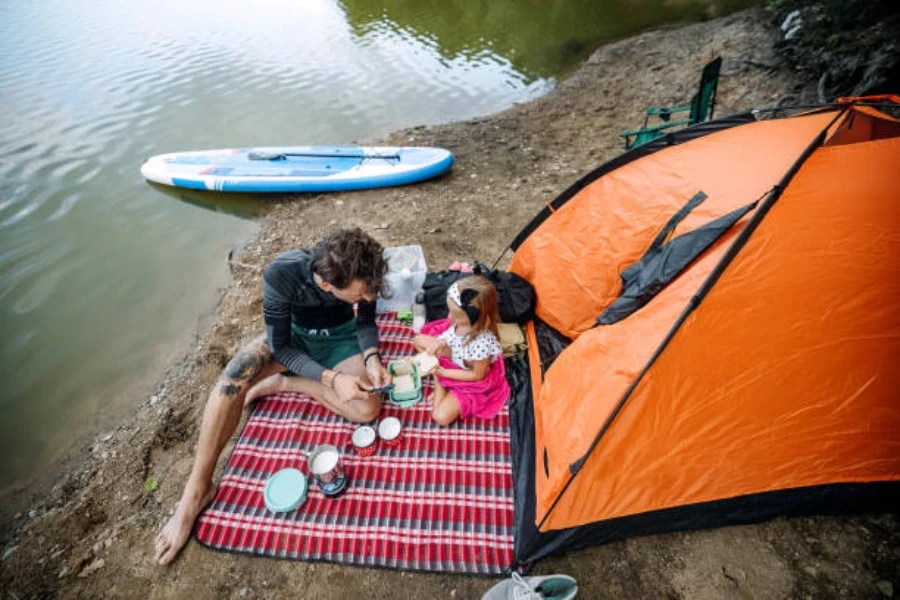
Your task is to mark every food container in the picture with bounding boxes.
[351,425,378,457]
[263,468,308,513]
[387,360,422,407]
[307,444,348,497]
[376,245,427,313]
[378,416,403,448]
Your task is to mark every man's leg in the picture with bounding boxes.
[154,335,283,565]
[244,353,381,423]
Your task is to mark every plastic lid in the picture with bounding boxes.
[264,468,307,513]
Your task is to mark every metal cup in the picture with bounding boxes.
[307,444,347,497]
[351,425,378,457]
[377,416,403,448]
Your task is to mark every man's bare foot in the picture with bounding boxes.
[244,373,291,406]
[154,483,217,565]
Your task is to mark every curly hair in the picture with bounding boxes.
[310,228,388,296]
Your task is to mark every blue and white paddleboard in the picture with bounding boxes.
[140,145,454,193]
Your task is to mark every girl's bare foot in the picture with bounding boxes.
[154,482,217,565]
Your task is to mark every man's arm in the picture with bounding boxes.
[356,300,379,355]
[262,270,325,383]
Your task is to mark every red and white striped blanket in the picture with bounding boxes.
[194,314,515,574]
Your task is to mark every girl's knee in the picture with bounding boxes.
[432,404,458,427]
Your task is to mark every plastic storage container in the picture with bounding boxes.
[387,360,422,407]
[263,468,308,512]
[376,245,427,313]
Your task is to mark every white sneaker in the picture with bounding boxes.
[481,572,578,600]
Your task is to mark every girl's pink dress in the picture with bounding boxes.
[420,318,510,420]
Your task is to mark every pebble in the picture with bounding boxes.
[78,558,105,578]
[3,546,19,560]
[876,581,893,598]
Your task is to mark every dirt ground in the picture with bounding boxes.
[2,8,897,599]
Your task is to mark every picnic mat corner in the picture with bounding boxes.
[194,314,516,574]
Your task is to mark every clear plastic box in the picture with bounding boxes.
[376,245,427,313]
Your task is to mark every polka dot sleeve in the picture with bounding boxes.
[461,331,503,362]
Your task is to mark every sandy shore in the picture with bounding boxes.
[2,8,896,599]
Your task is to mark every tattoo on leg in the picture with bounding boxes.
[222,344,270,381]
[219,383,241,397]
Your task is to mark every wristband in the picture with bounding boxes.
[328,372,339,388]
[363,351,380,365]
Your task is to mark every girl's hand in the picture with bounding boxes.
[415,334,444,355]
[433,339,451,358]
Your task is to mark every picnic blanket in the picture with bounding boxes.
[194,314,516,574]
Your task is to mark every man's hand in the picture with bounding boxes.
[366,358,391,388]
[332,373,369,403]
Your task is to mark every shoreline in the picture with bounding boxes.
[3,9,896,598]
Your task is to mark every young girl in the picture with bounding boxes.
[414,276,510,425]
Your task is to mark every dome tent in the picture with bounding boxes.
[504,96,900,567]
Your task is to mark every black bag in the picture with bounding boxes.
[421,262,536,324]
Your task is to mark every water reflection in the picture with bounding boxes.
[343,0,758,78]
[145,183,265,220]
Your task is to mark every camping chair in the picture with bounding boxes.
[620,56,722,149]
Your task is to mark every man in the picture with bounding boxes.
[154,228,391,565]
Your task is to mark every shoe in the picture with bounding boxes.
[481,572,578,600]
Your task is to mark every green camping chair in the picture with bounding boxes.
[620,56,722,149]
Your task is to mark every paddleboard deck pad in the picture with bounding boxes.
[140,146,453,192]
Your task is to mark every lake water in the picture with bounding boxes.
[0,0,755,494]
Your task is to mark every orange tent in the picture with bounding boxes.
[505,97,900,565]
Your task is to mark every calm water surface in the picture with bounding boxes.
[0,0,755,492]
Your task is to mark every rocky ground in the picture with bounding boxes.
[2,8,897,599]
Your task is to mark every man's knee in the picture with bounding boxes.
[222,336,272,382]
[347,397,382,424]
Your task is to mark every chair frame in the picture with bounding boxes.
[620,57,722,149]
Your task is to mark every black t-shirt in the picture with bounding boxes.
[262,249,378,381]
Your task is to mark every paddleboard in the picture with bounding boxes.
[140,145,454,193]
